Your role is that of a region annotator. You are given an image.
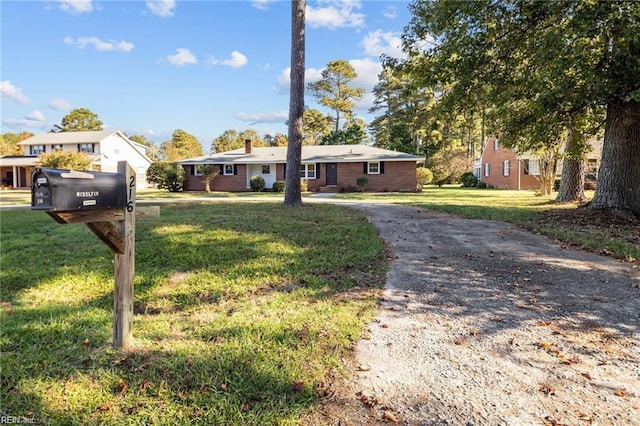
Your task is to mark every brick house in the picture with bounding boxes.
[178,141,422,192]
[474,136,602,190]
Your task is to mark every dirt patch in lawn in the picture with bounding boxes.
[303,203,639,425]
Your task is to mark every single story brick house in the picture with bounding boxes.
[178,141,422,192]
[0,130,153,189]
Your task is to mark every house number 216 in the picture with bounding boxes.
[126,175,135,212]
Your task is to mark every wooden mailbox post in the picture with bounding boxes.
[31,161,158,348]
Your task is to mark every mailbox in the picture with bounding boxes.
[32,168,126,211]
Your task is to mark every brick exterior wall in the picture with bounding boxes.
[480,137,540,190]
[183,161,418,192]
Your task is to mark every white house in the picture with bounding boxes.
[0,130,153,189]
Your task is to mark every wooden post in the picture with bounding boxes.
[113,161,136,348]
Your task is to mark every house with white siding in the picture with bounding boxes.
[0,130,153,189]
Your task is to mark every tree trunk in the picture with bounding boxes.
[556,157,585,202]
[556,125,586,202]
[284,0,305,206]
[589,99,640,216]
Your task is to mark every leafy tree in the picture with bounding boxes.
[401,0,640,215]
[302,108,331,145]
[37,150,92,170]
[201,164,219,193]
[307,59,365,133]
[129,134,161,161]
[211,129,267,153]
[160,129,203,161]
[320,118,368,145]
[0,132,32,155]
[284,0,306,206]
[53,108,103,132]
[146,161,185,192]
[272,133,288,147]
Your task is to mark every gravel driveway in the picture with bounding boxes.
[309,201,639,426]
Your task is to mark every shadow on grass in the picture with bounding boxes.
[1,202,385,424]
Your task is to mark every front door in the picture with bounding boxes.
[326,163,337,186]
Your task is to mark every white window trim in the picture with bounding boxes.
[31,145,45,155]
[367,161,381,174]
[494,138,500,151]
[484,163,490,177]
[503,160,510,176]
[194,165,204,176]
[300,163,316,179]
[223,164,234,176]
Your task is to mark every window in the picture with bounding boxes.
[78,143,94,153]
[262,165,271,174]
[484,163,490,177]
[52,144,63,151]
[367,162,380,174]
[494,138,500,150]
[30,145,45,155]
[300,163,316,179]
[503,160,510,176]
[223,164,235,176]
[194,165,204,176]
[525,159,540,175]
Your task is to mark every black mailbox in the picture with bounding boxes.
[32,168,126,211]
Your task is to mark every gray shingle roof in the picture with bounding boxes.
[178,144,422,165]
[18,130,119,145]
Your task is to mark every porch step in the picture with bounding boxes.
[318,185,338,193]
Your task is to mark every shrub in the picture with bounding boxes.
[553,179,561,192]
[272,181,285,192]
[356,176,368,191]
[146,161,185,192]
[37,150,92,170]
[250,175,266,192]
[476,181,487,189]
[416,167,434,189]
[460,172,478,187]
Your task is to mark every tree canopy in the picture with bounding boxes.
[160,129,203,161]
[399,0,640,215]
[53,108,103,132]
[0,132,32,155]
[307,59,365,134]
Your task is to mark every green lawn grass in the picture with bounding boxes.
[2,185,637,424]
[1,202,386,425]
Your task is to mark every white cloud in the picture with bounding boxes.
[0,81,30,104]
[276,67,323,93]
[166,48,198,66]
[235,111,289,123]
[350,58,382,91]
[64,36,134,52]
[307,0,365,29]
[146,0,176,18]
[47,98,72,111]
[207,51,248,68]
[251,0,276,11]
[3,110,48,129]
[57,0,93,14]
[361,30,405,59]
[383,6,397,19]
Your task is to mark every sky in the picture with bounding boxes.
[1,0,412,150]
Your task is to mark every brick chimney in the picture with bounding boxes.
[245,139,253,154]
